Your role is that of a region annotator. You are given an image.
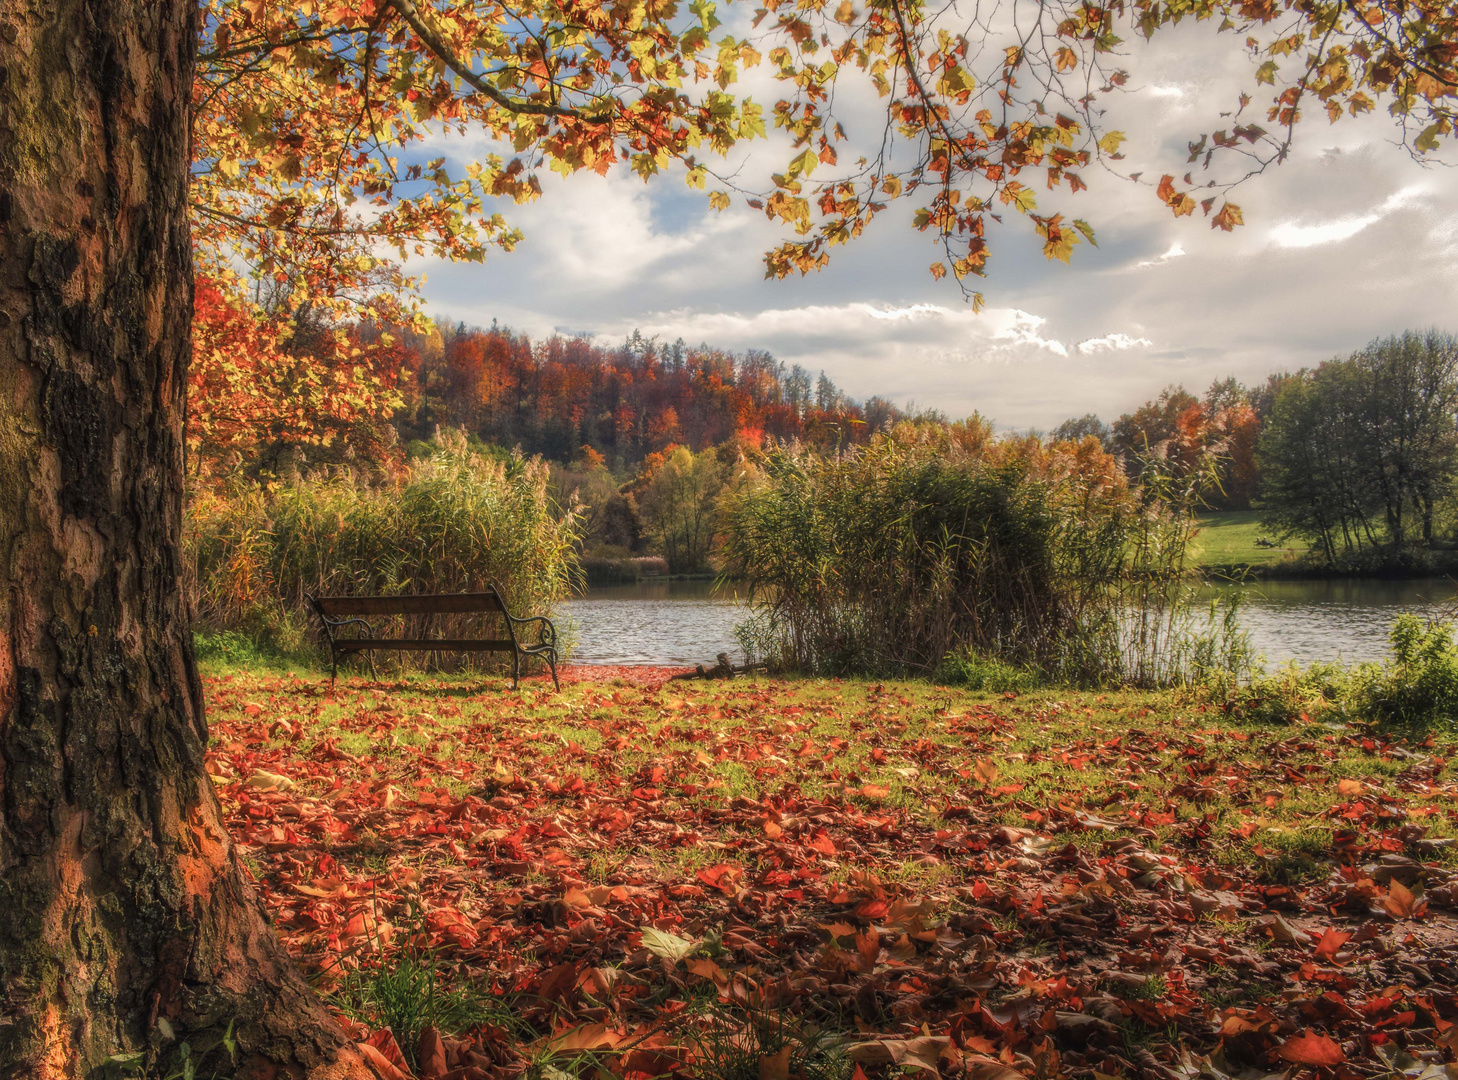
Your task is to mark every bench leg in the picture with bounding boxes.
[512,648,520,691]
[547,650,560,692]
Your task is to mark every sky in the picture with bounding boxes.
[410,19,1458,432]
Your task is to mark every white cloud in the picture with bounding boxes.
[1077,333,1154,354]
[990,310,1069,356]
[1268,185,1428,249]
[865,303,943,321]
[1136,242,1186,267]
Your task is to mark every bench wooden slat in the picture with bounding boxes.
[333,638,516,652]
[314,592,506,616]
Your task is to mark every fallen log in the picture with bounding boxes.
[670,652,766,680]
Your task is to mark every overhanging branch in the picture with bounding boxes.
[383,0,615,124]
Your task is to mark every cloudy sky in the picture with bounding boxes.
[411,19,1458,431]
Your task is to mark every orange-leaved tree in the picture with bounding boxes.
[191,271,408,475]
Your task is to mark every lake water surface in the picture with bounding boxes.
[556,580,745,666]
[556,577,1458,668]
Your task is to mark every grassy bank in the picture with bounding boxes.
[1190,510,1307,570]
[1191,510,1458,580]
[205,660,1458,1079]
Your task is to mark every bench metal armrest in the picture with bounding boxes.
[306,596,372,645]
[505,612,556,649]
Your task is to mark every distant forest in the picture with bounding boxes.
[389,323,923,469]
[187,300,1458,574]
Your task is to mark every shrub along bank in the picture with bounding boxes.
[721,421,1243,687]
[186,430,579,665]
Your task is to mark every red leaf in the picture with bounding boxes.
[358,1042,412,1080]
[1312,927,1351,963]
[366,1029,410,1073]
[418,1026,448,1080]
[1276,1030,1344,1067]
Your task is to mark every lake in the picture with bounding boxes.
[556,577,1458,669]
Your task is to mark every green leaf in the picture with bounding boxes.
[641,926,699,961]
[102,1053,146,1078]
[788,148,819,179]
[1415,122,1444,153]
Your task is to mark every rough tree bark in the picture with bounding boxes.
[0,4,370,1077]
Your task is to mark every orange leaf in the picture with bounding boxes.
[1312,927,1351,963]
[760,1045,794,1080]
[1276,1030,1344,1067]
[964,1055,1024,1080]
[1384,879,1425,920]
[546,1023,627,1053]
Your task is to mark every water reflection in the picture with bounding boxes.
[556,577,1458,669]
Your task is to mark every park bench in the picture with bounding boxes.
[306,585,559,690]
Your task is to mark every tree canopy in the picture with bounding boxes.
[197,0,1458,317]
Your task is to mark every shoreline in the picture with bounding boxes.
[1197,560,1458,582]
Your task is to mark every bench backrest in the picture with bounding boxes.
[311,589,507,618]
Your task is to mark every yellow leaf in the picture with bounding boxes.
[246,770,296,792]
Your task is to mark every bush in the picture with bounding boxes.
[186,430,580,670]
[1202,660,1349,724]
[1351,614,1458,725]
[721,421,1234,685]
[1195,615,1458,728]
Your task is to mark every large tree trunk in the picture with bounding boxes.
[0,4,367,1077]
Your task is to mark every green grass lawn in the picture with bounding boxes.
[1191,509,1308,566]
[200,662,1458,1080]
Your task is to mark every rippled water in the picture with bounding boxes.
[555,577,1458,668]
[1201,577,1458,667]
[556,580,746,666]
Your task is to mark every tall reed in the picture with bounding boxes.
[186,430,580,668]
[722,422,1246,686]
